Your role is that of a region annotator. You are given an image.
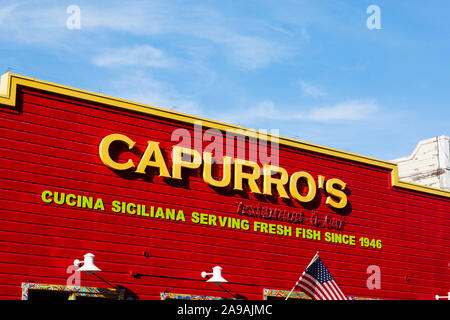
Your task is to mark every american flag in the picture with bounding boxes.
[295,254,347,300]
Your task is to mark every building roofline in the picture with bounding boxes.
[1,72,449,199]
[392,136,450,163]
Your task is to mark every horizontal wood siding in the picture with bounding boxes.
[0,87,448,300]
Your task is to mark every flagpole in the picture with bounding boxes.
[285,251,319,300]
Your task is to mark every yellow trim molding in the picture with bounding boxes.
[1,72,449,199]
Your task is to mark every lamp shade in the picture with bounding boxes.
[435,292,450,300]
[202,266,228,286]
[75,253,101,274]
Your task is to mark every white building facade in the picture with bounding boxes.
[393,136,450,191]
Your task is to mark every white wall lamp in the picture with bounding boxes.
[435,292,450,300]
[201,266,228,286]
[74,253,102,275]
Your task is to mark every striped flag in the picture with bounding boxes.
[290,253,347,300]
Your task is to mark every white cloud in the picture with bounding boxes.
[218,99,379,125]
[215,34,290,70]
[0,1,292,70]
[304,99,378,121]
[248,100,278,117]
[300,28,310,41]
[92,45,174,68]
[267,24,296,36]
[0,3,17,21]
[108,71,203,117]
[299,80,325,98]
[0,2,65,44]
[81,2,169,34]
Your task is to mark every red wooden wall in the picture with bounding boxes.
[0,86,448,300]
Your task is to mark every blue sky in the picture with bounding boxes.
[1,0,449,160]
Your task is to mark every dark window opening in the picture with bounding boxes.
[27,289,71,301]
